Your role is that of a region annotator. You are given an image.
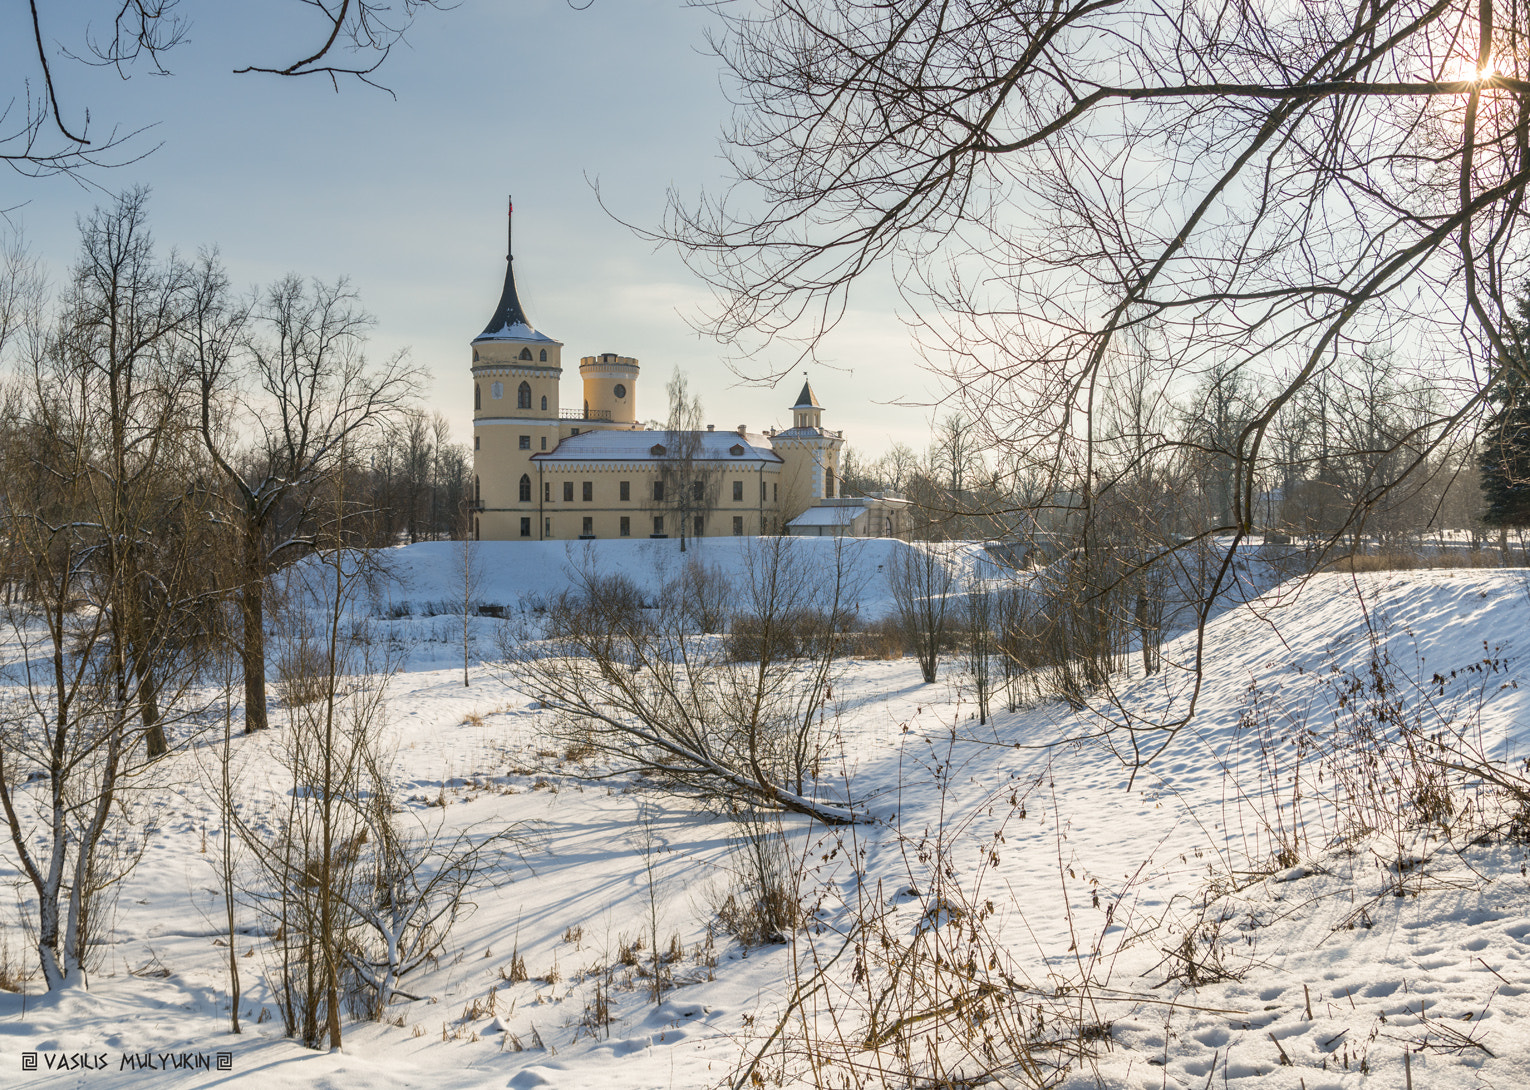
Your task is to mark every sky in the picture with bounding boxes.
[0,0,943,458]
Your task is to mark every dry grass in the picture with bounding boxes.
[1321,548,1502,573]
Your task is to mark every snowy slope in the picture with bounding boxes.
[1,558,1527,1090]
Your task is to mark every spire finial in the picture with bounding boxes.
[477,198,533,338]
[507,194,514,261]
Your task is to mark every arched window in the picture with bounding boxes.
[519,474,532,502]
[517,381,532,409]
[474,384,481,410]
[541,395,548,411]
[519,347,533,361]
[539,349,547,362]
[825,466,835,498]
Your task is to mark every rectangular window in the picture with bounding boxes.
[694,515,704,537]
[582,481,593,502]
[520,517,531,538]
[540,436,547,450]
[544,517,552,536]
[773,483,778,501]
[653,481,664,502]
[581,516,594,538]
[563,481,574,502]
[571,427,580,436]
[543,482,551,501]
[652,516,665,536]
[519,435,530,450]
[620,516,631,537]
[733,480,744,502]
[761,480,767,502]
[619,480,630,502]
[691,480,704,502]
[733,515,744,536]
[474,436,480,450]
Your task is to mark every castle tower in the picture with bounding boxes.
[471,198,563,540]
[580,352,640,424]
[772,378,845,520]
[791,380,823,430]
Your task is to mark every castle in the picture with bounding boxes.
[469,207,907,542]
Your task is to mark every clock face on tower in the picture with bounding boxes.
[614,383,627,399]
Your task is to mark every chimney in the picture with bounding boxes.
[707,424,715,431]
[737,425,747,435]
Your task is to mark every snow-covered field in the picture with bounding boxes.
[2,542,1528,1090]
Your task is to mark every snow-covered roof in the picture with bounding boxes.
[532,428,784,464]
[476,320,558,345]
[788,505,861,527]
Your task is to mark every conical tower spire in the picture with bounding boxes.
[478,196,534,338]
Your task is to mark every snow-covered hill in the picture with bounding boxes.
[2,555,1527,1090]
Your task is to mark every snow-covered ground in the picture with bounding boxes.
[2,543,1528,1089]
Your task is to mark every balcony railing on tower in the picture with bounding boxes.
[560,408,612,421]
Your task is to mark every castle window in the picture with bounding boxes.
[474,476,480,502]
[582,481,593,502]
[583,400,589,417]
[474,384,481,410]
[544,482,551,502]
[517,381,531,409]
[519,435,530,450]
[519,347,533,361]
[773,483,778,501]
[541,396,547,411]
[475,436,480,450]
[545,517,551,536]
[825,466,835,498]
[540,349,547,362]
[691,480,704,502]
[619,480,630,501]
[563,481,574,502]
[730,444,745,456]
[473,349,480,362]
[520,517,531,537]
[581,516,594,538]
[540,436,547,450]
[519,474,531,502]
[620,516,630,537]
[653,516,665,536]
[761,481,766,501]
[614,383,627,399]
[733,516,744,536]
[653,481,664,501]
[650,444,666,457]
[491,381,503,400]
[693,515,704,537]
[732,480,743,502]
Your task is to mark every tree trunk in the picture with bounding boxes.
[242,550,269,732]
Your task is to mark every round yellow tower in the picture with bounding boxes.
[579,353,640,424]
[471,198,563,540]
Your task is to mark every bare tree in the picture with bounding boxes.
[888,542,956,684]
[653,368,715,550]
[659,0,1525,761]
[503,537,863,824]
[0,192,210,988]
[193,267,417,732]
[6,0,453,179]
